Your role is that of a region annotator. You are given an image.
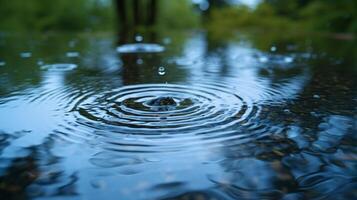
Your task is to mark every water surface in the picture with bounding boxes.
[0,31,356,200]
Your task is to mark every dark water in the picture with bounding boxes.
[0,30,356,200]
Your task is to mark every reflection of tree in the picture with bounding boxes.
[0,152,38,200]
[0,135,78,199]
[115,0,158,44]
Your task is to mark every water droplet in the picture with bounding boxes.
[135,35,143,42]
[158,66,166,76]
[270,46,277,52]
[20,52,32,58]
[136,58,144,65]
[313,94,320,99]
[284,57,294,63]
[66,52,80,58]
[0,61,5,66]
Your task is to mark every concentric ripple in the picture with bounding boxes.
[66,83,261,152]
[41,63,77,71]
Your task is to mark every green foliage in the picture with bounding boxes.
[0,0,199,32]
[0,0,115,32]
[205,0,357,37]
[157,0,199,29]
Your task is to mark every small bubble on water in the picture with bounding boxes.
[313,94,320,99]
[284,56,294,63]
[270,46,277,52]
[20,52,32,58]
[158,66,166,76]
[258,56,269,63]
[135,35,143,42]
[136,58,144,65]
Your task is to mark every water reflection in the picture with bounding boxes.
[0,30,356,199]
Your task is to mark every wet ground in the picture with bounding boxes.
[0,30,356,200]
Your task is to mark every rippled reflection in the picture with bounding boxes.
[0,31,356,200]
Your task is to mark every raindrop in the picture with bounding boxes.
[158,66,166,76]
[313,94,320,99]
[66,52,80,58]
[270,46,277,52]
[135,35,143,42]
[20,52,32,58]
[0,61,5,66]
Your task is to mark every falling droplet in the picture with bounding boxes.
[135,35,143,42]
[270,46,277,52]
[158,66,166,76]
[0,61,5,66]
[20,52,32,58]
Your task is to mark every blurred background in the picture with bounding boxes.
[0,0,356,34]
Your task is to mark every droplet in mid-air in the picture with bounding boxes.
[158,66,166,76]
[270,46,277,52]
[135,35,143,42]
[0,61,5,66]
